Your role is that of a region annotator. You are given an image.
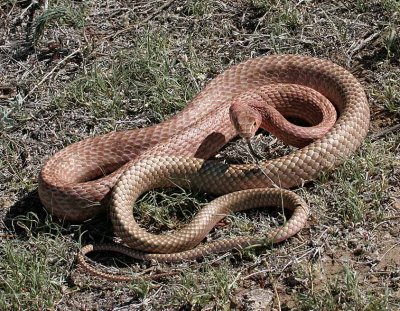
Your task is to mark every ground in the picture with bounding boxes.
[0,0,399,310]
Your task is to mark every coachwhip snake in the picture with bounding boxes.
[38,55,370,281]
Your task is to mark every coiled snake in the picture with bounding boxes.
[38,55,370,281]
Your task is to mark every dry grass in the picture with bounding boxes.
[1,0,399,310]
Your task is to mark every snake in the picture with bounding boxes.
[38,55,370,281]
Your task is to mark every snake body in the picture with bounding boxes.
[38,55,370,280]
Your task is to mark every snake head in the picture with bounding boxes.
[229,97,262,140]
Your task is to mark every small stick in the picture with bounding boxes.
[245,138,279,188]
[373,124,400,138]
[246,139,263,162]
[348,32,380,59]
[21,49,80,103]
[270,275,282,311]
[103,0,175,40]
[13,0,38,23]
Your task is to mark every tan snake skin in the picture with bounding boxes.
[79,188,309,281]
[38,55,370,280]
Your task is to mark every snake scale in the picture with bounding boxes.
[38,55,370,281]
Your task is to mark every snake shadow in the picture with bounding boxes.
[4,189,113,240]
[4,191,129,271]
[4,182,301,283]
[4,190,149,282]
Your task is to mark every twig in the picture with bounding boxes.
[13,0,38,23]
[245,138,280,188]
[270,274,282,311]
[378,242,400,262]
[372,216,400,232]
[102,0,175,40]
[347,31,380,60]
[21,49,81,103]
[139,0,176,24]
[373,124,400,138]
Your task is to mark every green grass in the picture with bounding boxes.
[296,264,391,311]
[1,239,64,310]
[355,0,400,14]
[0,214,76,310]
[33,6,85,45]
[134,187,206,232]
[315,138,397,225]
[379,78,400,115]
[1,136,36,193]
[249,0,301,35]
[52,30,204,121]
[169,262,238,310]
[185,0,214,16]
